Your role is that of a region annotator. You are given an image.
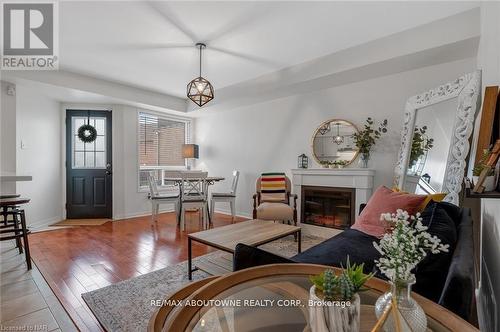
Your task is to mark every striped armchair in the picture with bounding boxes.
[252,173,297,226]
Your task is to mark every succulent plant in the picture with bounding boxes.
[322,270,336,301]
[339,273,355,301]
[310,258,373,301]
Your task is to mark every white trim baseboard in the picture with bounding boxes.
[113,207,176,221]
[213,207,252,219]
[28,216,64,232]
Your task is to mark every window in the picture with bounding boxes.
[72,116,107,168]
[138,112,190,188]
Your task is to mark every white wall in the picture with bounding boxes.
[112,105,155,220]
[475,2,500,331]
[194,58,476,218]
[16,85,64,229]
[479,199,500,332]
[0,81,17,194]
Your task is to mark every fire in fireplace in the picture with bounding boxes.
[301,186,355,230]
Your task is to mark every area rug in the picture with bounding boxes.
[82,234,324,332]
[51,218,112,226]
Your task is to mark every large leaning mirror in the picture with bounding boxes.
[312,119,359,166]
[394,70,481,205]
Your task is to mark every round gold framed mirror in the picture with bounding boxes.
[311,119,359,166]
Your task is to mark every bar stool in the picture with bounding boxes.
[1,194,20,226]
[0,197,32,270]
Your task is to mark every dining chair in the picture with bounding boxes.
[180,171,209,231]
[210,170,239,222]
[148,173,180,224]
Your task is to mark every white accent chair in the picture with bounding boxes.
[180,171,209,231]
[147,173,180,223]
[210,170,239,222]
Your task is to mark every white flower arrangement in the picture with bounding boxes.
[373,209,450,282]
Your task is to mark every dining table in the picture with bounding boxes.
[163,175,225,225]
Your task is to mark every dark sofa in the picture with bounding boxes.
[233,201,475,322]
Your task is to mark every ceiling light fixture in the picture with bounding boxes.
[333,122,344,145]
[318,123,331,135]
[187,43,214,107]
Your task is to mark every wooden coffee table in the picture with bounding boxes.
[188,219,301,280]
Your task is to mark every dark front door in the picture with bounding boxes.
[66,110,112,218]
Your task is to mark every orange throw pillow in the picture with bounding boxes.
[351,186,427,238]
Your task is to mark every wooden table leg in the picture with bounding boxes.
[20,210,31,270]
[188,237,192,280]
[298,229,302,253]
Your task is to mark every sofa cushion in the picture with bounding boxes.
[256,202,293,221]
[412,201,458,302]
[351,186,427,238]
[433,201,462,227]
[438,207,474,321]
[291,228,381,274]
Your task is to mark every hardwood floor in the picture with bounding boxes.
[28,212,246,332]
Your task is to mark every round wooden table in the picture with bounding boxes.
[149,264,478,332]
[0,197,30,207]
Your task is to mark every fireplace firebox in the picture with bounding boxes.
[301,186,355,230]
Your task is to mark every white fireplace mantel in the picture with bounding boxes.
[291,168,375,236]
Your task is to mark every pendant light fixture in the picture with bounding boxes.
[318,123,331,135]
[187,43,214,107]
[333,122,344,145]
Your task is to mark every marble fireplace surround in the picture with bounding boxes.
[291,168,375,237]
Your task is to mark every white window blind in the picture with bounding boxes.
[138,112,189,188]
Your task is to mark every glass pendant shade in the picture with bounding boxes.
[187,76,214,107]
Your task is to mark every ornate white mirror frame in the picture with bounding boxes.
[394,70,482,205]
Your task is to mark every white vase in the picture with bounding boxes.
[309,286,360,332]
[473,175,496,192]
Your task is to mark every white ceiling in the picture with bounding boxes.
[58,1,478,99]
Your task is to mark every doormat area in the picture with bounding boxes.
[51,219,112,226]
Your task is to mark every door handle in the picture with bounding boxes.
[106,163,112,175]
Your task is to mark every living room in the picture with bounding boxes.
[1,1,499,331]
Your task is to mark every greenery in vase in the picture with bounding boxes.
[373,210,449,282]
[310,259,373,301]
[352,118,388,154]
[473,149,495,176]
[409,126,434,166]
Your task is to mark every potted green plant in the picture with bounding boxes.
[473,149,496,192]
[352,118,388,168]
[309,260,373,332]
[409,126,434,171]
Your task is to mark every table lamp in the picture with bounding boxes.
[182,144,199,170]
